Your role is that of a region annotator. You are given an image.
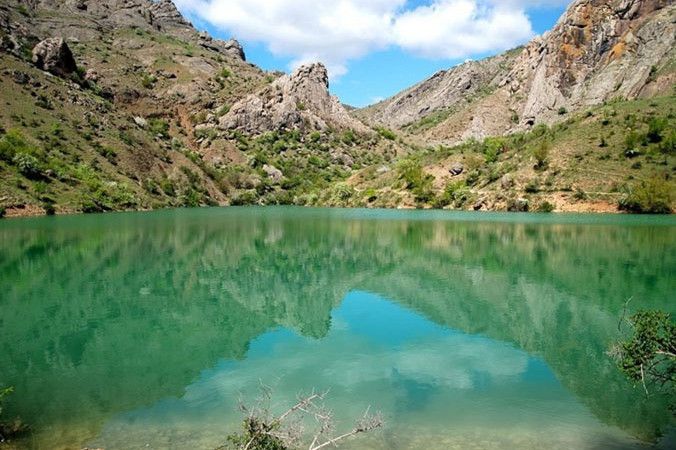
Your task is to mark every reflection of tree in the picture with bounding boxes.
[0,210,674,447]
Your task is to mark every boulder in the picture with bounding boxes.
[263,164,283,183]
[450,162,464,176]
[133,116,147,128]
[32,38,77,77]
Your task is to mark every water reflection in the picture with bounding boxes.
[0,207,674,449]
[90,293,637,450]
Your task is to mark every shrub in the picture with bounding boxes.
[148,118,170,139]
[646,117,667,144]
[13,152,41,178]
[536,201,555,213]
[141,73,157,89]
[341,130,357,145]
[0,206,5,219]
[0,129,35,162]
[482,137,505,164]
[611,310,675,397]
[659,130,675,155]
[524,180,539,193]
[217,104,230,117]
[533,140,550,170]
[332,182,354,201]
[558,107,568,115]
[619,176,673,214]
[434,181,469,209]
[532,123,550,137]
[376,127,397,141]
[219,68,232,78]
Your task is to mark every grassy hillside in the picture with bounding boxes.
[339,94,675,213]
[0,3,412,218]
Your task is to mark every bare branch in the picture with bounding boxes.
[640,363,649,397]
[617,297,633,332]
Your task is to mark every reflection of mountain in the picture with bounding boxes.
[92,293,628,450]
[0,208,674,448]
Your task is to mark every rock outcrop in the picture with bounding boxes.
[31,37,77,76]
[360,0,675,142]
[219,63,368,134]
[506,0,674,125]
[198,32,246,61]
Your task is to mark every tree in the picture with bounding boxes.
[610,308,675,404]
[220,387,383,450]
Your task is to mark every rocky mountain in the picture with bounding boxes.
[219,62,368,135]
[0,0,673,217]
[0,0,401,217]
[360,0,676,144]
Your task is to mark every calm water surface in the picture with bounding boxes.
[0,207,675,449]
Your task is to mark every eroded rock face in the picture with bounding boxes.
[148,0,190,30]
[360,0,675,142]
[32,37,77,77]
[508,0,674,125]
[219,63,367,134]
[198,32,246,61]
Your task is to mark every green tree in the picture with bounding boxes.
[611,310,675,404]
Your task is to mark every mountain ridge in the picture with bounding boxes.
[0,0,673,217]
[358,0,675,144]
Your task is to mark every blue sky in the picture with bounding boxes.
[175,0,571,107]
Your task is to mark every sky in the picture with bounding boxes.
[173,0,572,107]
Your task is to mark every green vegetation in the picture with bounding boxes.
[141,73,157,89]
[612,310,675,407]
[346,95,675,212]
[375,126,397,141]
[619,176,673,214]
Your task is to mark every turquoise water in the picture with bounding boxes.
[0,207,674,449]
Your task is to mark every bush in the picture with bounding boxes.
[558,107,568,115]
[646,117,667,144]
[13,152,41,178]
[0,206,5,219]
[536,201,555,213]
[376,127,396,141]
[611,310,675,397]
[148,118,170,139]
[434,181,469,209]
[341,130,357,146]
[619,176,673,214]
[533,140,550,170]
[141,73,157,89]
[0,129,36,162]
[482,137,505,164]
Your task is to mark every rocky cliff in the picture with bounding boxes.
[220,63,368,135]
[360,0,676,143]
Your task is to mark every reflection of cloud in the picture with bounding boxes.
[90,294,595,449]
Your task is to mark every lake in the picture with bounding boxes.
[1,207,674,449]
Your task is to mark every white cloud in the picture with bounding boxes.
[174,0,571,77]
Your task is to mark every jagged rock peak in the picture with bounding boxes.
[148,0,190,28]
[219,62,367,134]
[289,63,330,90]
[197,32,246,61]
